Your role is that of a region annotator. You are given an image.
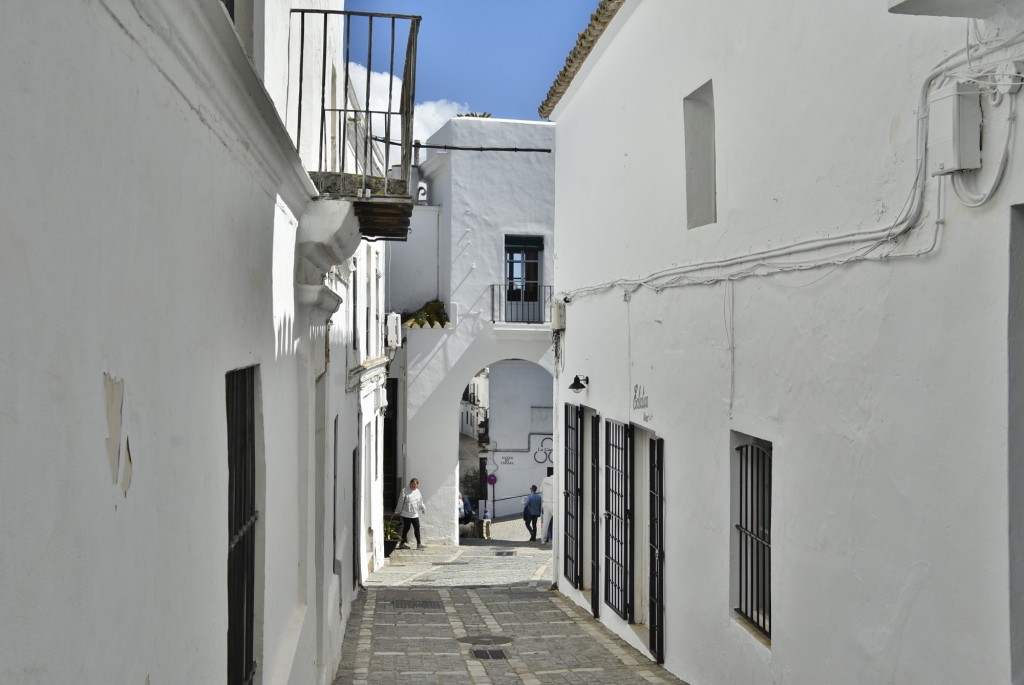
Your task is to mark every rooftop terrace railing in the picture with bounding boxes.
[290,9,420,199]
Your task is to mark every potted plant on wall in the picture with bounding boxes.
[383,518,402,558]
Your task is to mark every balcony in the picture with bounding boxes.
[290,9,421,241]
[490,284,553,325]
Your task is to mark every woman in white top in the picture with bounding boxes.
[394,477,426,549]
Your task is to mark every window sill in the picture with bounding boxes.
[732,611,771,649]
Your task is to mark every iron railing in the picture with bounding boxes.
[490,284,553,324]
[735,443,772,638]
[290,9,420,197]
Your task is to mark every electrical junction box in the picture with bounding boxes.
[385,312,402,349]
[551,300,566,332]
[928,82,981,177]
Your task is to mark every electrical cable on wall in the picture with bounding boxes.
[559,25,1024,304]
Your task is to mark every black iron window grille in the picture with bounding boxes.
[227,366,258,685]
[735,442,772,639]
[564,404,584,588]
[604,419,634,621]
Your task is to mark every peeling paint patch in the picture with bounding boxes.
[104,372,124,484]
[122,437,133,496]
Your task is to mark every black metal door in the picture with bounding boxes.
[383,379,399,512]
[604,420,633,621]
[564,403,583,588]
[590,414,601,618]
[649,437,665,663]
[226,367,257,685]
[352,443,361,589]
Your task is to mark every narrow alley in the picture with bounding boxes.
[333,519,687,685]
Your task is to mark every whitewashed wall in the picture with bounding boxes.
[388,119,556,543]
[0,2,371,684]
[550,2,1024,684]
[488,360,553,450]
[482,360,553,516]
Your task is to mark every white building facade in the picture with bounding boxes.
[545,1,1024,684]
[0,2,411,684]
[387,118,556,542]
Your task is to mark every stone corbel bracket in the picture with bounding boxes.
[296,198,362,285]
[296,283,343,318]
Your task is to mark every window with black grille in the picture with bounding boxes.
[604,419,633,621]
[733,438,772,639]
[563,403,583,588]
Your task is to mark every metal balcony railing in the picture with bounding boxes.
[290,9,420,200]
[490,284,553,324]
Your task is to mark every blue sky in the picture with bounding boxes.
[345,0,596,134]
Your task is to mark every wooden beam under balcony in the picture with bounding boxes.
[309,171,412,241]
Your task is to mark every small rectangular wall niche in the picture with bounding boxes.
[684,80,717,229]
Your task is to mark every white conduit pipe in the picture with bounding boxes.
[564,29,1024,301]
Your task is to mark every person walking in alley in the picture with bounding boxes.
[395,477,427,549]
[523,485,542,541]
[541,467,554,544]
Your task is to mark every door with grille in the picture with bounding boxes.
[604,420,633,621]
[649,437,665,663]
[590,413,601,618]
[226,366,258,685]
[563,403,583,587]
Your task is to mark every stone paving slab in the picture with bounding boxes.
[333,542,688,685]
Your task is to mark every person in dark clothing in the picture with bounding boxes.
[523,485,542,541]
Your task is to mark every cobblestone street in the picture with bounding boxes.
[333,519,688,685]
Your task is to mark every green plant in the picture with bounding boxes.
[402,300,450,327]
[460,466,484,502]
[383,518,401,541]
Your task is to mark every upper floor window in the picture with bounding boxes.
[504,236,544,323]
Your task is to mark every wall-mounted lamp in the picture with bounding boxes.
[568,375,589,393]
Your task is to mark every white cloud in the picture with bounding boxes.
[414,99,470,142]
[344,63,469,145]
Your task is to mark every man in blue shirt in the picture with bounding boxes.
[523,485,543,541]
